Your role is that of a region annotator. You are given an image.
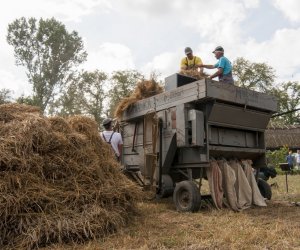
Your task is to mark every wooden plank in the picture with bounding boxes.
[122,96,156,120]
[208,103,272,130]
[206,80,277,112]
[122,122,144,137]
[155,81,199,110]
[122,80,207,121]
[123,135,144,147]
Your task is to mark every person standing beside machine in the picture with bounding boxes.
[295,149,300,170]
[286,150,294,170]
[101,118,123,162]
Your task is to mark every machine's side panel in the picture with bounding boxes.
[206,80,277,112]
[122,121,145,172]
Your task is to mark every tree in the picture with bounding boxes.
[107,70,144,116]
[266,146,289,168]
[79,70,107,126]
[233,57,276,92]
[7,17,87,113]
[16,95,37,106]
[232,57,300,125]
[270,81,300,125]
[52,70,107,127]
[53,79,83,116]
[0,88,13,104]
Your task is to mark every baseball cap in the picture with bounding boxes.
[184,47,193,55]
[212,46,224,53]
[102,118,112,126]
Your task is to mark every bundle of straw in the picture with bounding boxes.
[180,69,209,80]
[114,79,163,119]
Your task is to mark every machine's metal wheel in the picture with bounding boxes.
[257,178,272,200]
[173,180,201,212]
[157,175,174,198]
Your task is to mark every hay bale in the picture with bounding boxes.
[114,79,163,119]
[0,104,141,249]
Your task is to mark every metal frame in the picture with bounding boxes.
[120,74,278,209]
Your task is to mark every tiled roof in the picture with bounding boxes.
[265,125,300,149]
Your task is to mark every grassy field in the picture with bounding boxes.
[52,175,300,250]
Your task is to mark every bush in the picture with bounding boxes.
[266,146,289,168]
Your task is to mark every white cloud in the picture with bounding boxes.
[83,42,135,72]
[272,0,300,22]
[241,0,260,8]
[0,0,113,97]
[238,28,300,81]
[172,0,245,41]
[112,0,171,18]
[1,0,300,97]
[112,0,259,45]
[0,0,111,23]
[142,51,181,78]
[0,69,31,98]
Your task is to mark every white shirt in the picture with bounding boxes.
[101,131,123,156]
[296,153,300,163]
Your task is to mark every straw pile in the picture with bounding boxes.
[180,69,209,80]
[0,104,141,249]
[114,80,163,119]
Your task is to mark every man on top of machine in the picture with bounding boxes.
[180,47,204,76]
[200,46,234,85]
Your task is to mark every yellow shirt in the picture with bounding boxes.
[181,56,203,70]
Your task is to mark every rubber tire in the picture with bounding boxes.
[257,178,272,200]
[157,175,174,198]
[173,181,201,212]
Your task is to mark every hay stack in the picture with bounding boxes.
[114,79,163,119]
[0,104,141,249]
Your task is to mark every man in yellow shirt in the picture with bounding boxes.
[180,47,203,75]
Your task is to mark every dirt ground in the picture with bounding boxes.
[51,175,300,250]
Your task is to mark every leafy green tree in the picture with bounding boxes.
[233,57,299,125]
[266,146,289,168]
[52,70,107,127]
[233,57,276,92]
[79,70,107,126]
[53,80,83,116]
[0,88,13,104]
[107,70,144,116]
[16,95,37,106]
[270,81,300,124]
[7,17,87,113]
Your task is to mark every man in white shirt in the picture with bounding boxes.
[101,118,123,161]
[296,149,300,170]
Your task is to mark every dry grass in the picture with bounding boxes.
[48,175,300,250]
[114,80,163,119]
[180,69,209,80]
[0,104,141,249]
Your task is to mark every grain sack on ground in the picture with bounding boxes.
[0,104,141,249]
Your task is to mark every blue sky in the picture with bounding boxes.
[0,0,300,97]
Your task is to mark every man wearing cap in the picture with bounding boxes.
[181,47,204,74]
[101,118,123,162]
[200,46,234,84]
